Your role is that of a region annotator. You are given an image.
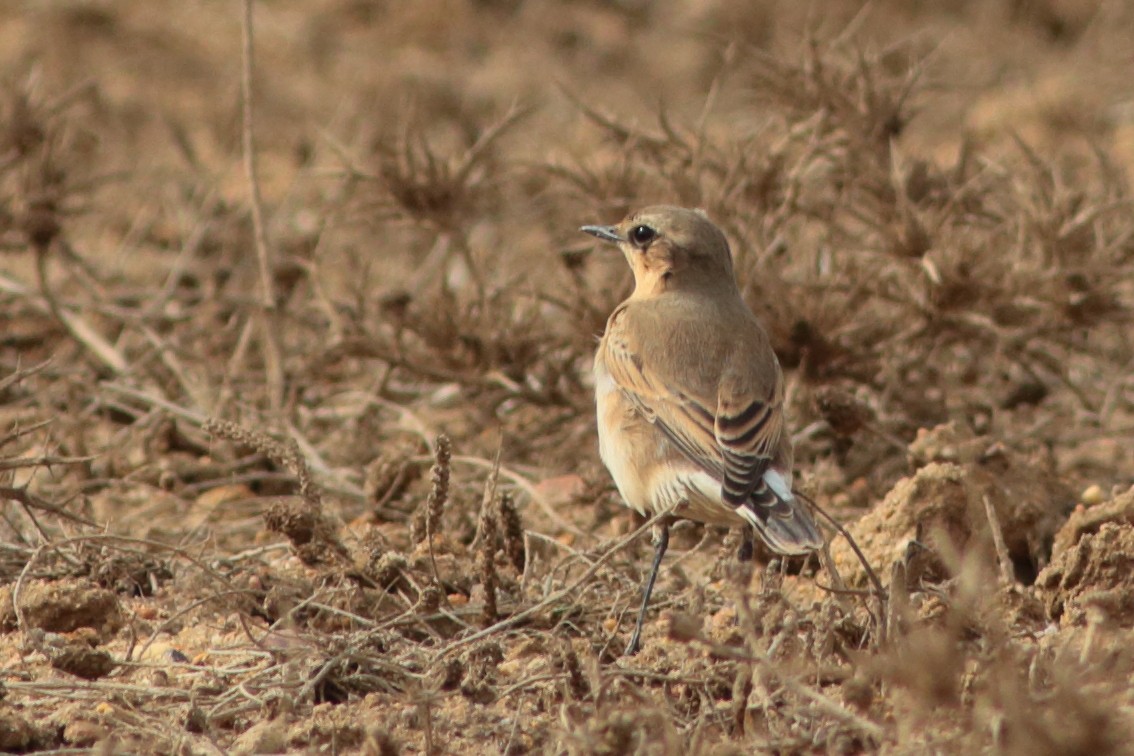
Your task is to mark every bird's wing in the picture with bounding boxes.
[602,304,820,553]
[602,332,724,478]
[714,365,784,509]
[601,308,783,498]
[715,365,824,554]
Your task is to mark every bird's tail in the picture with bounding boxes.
[739,469,824,555]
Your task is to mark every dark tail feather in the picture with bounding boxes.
[738,477,824,555]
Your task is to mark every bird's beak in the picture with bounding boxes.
[580,225,623,244]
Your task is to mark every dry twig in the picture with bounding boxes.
[477,455,500,626]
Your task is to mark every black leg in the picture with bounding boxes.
[737,529,754,562]
[625,520,670,656]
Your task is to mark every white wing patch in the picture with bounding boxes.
[650,467,747,526]
[763,468,793,501]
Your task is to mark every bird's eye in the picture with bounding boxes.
[628,224,657,247]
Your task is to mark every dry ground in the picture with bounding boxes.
[2,1,1134,753]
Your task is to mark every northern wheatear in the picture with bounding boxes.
[582,206,824,655]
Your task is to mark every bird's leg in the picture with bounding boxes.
[737,529,755,562]
[625,517,671,656]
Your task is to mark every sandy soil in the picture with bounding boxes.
[1,1,1133,753]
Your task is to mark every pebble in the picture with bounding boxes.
[1081,484,1105,506]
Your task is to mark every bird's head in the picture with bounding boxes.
[581,205,736,298]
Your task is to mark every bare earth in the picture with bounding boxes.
[1,1,1133,753]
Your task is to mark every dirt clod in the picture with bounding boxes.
[62,720,109,748]
[1037,522,1134,626]
[1049,485,1134,559]
[48,642,116,679]
[2,3,1133,752]
[831,423,1071,587]
[0,711,38,751]
[232,719,288,755]
[3,579,122,636]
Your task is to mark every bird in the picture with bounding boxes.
[582,205,824,655]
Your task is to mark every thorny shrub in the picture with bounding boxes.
[1,10,1133,754]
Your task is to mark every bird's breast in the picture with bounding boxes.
[594,349,650,514]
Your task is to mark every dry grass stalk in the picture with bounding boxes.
[4,8,1134,752]
[804,492,888,643]
[477,456,500,626]
[982,493,1016,586]
[202,418,354,566]
[414,434,451,545]
[364,727,401,756]
[203,418,322,510]
[366,444,420,511]
[0,483,96,529]
[731,665,754,736]
[557,639,589,700]
[363,103,530,229]
[0,81,128,375]
[239,0,284,412]
[497,490,525,574]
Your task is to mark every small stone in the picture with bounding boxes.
[15,579,123,636]
[48,644,115,680]
[231,719,287,755]
[195,483,254,509]
[0,711,37,750]
[63,720,108,747]
[665,611,702,643]
[185,706,208,734]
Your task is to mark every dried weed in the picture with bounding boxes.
[1,4,1133,753]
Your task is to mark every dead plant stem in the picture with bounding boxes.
[240,0,285,413]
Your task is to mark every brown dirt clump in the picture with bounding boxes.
[2,1,1134,751]
[1,578,123,637]
[46,641,116,680]
[1037,487,1134,627]
[1039,521,1134,626]
[831,460,971,585]
[1049,484,1134,557]
[0,711,39,752]
[831,422,1072,587]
